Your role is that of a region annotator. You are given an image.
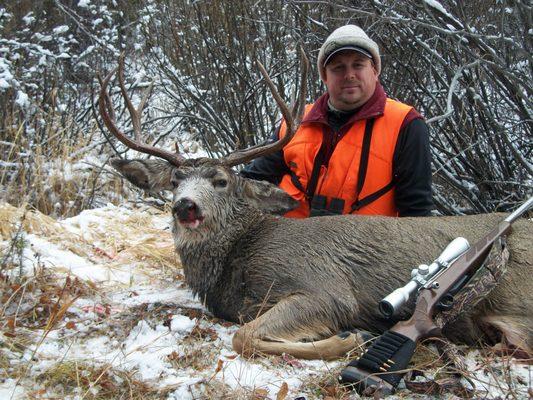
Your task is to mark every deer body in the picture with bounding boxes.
[111,159,532,359]
[184,201,531,345]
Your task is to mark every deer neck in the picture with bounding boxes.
[174,203,267,299]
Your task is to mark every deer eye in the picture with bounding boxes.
[171,172,186,188]
[213,178,227,188]
[170,177,181,188]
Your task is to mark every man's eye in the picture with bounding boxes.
[213,179,227,188]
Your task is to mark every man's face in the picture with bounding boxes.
[322,50,378,111]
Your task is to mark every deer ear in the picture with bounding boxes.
[240,178,299,215]
[110,158,175,192]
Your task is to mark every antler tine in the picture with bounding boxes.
[117,54,154,142]
[221,48,309,167]
[97,72,116,123]
[98,58,185,167]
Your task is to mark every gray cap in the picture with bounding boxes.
[318,25,381,79]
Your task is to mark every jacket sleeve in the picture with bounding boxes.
[239,127,290,185]
[392,117,435,217]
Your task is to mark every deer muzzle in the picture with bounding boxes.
[173,198,204,229]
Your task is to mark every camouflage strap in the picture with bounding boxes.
[434,237,509,329]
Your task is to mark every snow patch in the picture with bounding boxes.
[15,90,30,108]
[22,12,35,25]
[170,314,196,333]
[53,25,70,34]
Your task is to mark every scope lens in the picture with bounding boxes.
[379,301,394,318]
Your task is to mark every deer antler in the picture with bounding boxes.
[99,49,308,168]
[220,46,309,167]
[98,54,186,166]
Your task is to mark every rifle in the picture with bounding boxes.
[339,196,533,395]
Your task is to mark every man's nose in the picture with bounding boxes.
[345,68,357,79]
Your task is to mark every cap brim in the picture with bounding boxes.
[323,46,373,66]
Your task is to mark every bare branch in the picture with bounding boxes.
[220,47,309,167]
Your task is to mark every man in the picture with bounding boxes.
[241,25,434,217]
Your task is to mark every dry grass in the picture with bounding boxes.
[35,361,159,400]
[1,270,93,329]
[298,364,351,399]
[0,202,180,278]
[0,109,128,219]
[0,202,84,250]
[0,261,96,397]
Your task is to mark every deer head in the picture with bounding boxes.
[99,51,308,237]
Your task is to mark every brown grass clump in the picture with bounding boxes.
[0,346,10,379]
[297,363,349,399]
[90,207,180,274]
[0,202,180,280]
[1,266,94,331]
[0,112,127,219]
[0,202,93,263]
[0,203,69,241]
[36,361,160,399]
[167,346,216,372]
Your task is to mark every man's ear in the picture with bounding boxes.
[320,66,328,85]
[110,158,175,192]
[239,178,299,215]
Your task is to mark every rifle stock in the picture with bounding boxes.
[340,197,533,395]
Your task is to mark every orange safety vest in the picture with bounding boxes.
[279,99,412,218]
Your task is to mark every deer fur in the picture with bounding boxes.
[112,158,532,360]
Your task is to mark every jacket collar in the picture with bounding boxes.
[303,82,387,125]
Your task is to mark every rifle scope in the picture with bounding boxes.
[379,237,470,318]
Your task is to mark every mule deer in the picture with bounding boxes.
[99,55,532,360]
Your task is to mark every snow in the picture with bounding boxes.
[15,90,29,108]
[170,314,196,332]
[0,58,14,89]
[1,203,530,399]
[0,379,25,400]
[0,78,10,89]
[53,25,70,34]
[424,0,451,17]
[222,357,304,394]
[25,234,96,276]
[77,0,91,7]
[22,13,35,25]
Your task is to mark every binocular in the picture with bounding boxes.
[309,195,344,217]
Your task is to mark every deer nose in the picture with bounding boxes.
[173,198,199,219]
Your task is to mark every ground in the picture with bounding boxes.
[0,202,530,399]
